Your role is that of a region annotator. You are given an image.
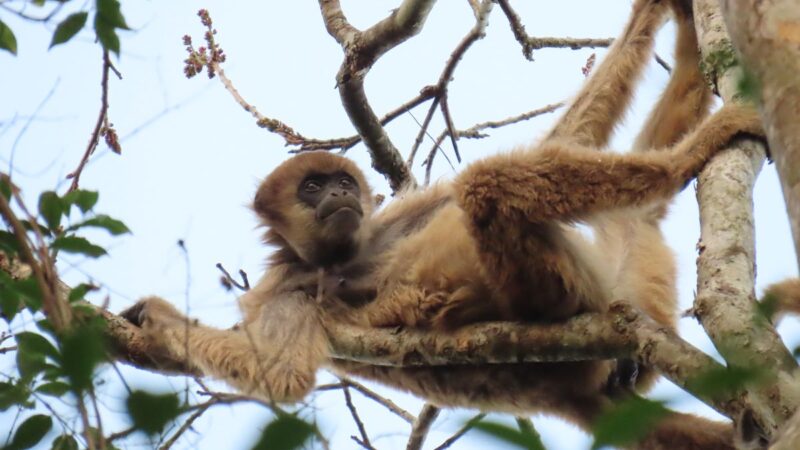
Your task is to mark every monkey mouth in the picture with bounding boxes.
[318,202,363,221]
[321,206,361,221]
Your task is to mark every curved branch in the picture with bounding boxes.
[318,0,437,191]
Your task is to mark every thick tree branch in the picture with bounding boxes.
[693,0,800,435]
[720,0,800,270]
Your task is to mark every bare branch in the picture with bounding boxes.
[342,382,373,449]
[495,0,612,60]
[66,51,116,193]
[407,0,492,167]
[406,404,440,450]
[159,399,217,450]
[432,413,485,450]
[295,86,437,153]
[423,102,564,184]
[318,0,438,191]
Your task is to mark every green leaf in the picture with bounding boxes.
[0,291,20,321]
[8,414,53,450]
[688,365,769,399]
[68,214,130,235]
[591,396,669,449]
[38,191,63,231]
[36,381,71,397]
[51,434,79,450]
[68,283,97,302]
[472,420,545,450]
[0,381,31,412]
[94,20,119,55]
[16,332,56,381]
[16,348,47,381]
[0,20,17,56]
[0,230,20,255]
[51,236,107,258]
[50,12,88,49]
[0,273,42,312]
[96,0,129,30]
[60,320,108,392]
[126,390,182,435]
[16,332,60,360]
[251,416,317,450]
[62,190,98,213]
[16,275,43,311]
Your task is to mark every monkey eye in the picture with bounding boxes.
[338,177,353,189]
[304,180,322,192]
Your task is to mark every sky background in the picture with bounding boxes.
[1,0,798,449]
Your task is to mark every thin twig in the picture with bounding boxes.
[159,399,217,450]
[77,397,97,450]
[295,87,437,153]
[342,384,372,448]
[216,263,250,291]
[423,102,564,184]
[105,427,136,443]
[67,51,113,193]
[341,378,415,423]
[432,413,486,450]
[408,0,493,167]
[90,389,107,450]
[496,0,612,59]
[406,403,440,450]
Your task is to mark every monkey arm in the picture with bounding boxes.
[456,103,763,228]
[122,291,329,403]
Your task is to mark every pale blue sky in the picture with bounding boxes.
[1,1,797,449]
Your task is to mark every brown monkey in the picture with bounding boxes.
[122,0,762,446]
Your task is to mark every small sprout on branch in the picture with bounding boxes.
[182,10,226,79]
[582,53,596,77]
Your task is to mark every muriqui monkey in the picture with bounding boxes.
[122,0,763,447]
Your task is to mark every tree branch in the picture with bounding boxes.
[692,0,800,436]
[406,403,440,450]
[720,0,800,271]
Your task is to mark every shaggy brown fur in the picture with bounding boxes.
[122,0,763,448]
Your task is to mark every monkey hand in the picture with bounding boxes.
[120,296,197,368]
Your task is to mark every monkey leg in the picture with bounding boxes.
[122,294,328,402]
[633,0,712,153]
[546,0,669,148]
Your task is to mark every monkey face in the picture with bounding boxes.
[254,152,374,267]
[297,171,364,236]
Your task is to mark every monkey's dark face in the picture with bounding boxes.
[298,171,363,230]
[296,171,364,266]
